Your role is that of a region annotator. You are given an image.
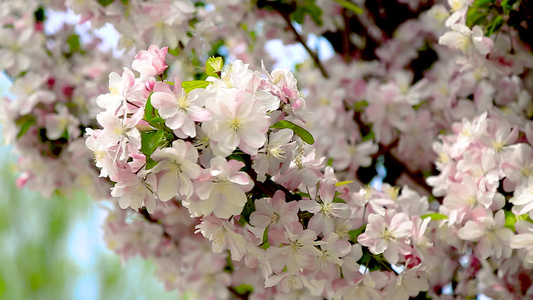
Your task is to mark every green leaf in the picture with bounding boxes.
[233,284,253,295]
[421,213,448,221]
[168,47,180,56]
[66,34,80,53]
[261,225,270,249]
[335,181,354,186]
[332,197,346,203]
[16,115,36,139]
[34,7,45,22]
[271,120,315,145]
[140,129,164,157]
[119,0,128,4]
[145,157,158,170]
[326,158,334,167]
[352,100,368,112]
[148,117,165,128]
[97,0,114,6]
[295,192,311,198]
[240,196,256,225]
[206,56,223,78]
[486,15,504,36]
[349,224,366,243]
[181,80,210,93]
[362,131,375,142]
[333,0,363,14]
[262,240,270,250]
[291,0,323,26]
[504,210,517,231]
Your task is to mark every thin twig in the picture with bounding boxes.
[277,12,329,79]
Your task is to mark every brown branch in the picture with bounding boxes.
[228,286,250,300]
[342,8,351,63]
[138,208,174,241]
[277,11,329,79]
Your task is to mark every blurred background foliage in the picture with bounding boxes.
[0,77,178,299]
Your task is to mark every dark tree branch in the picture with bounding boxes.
[276,11,330,79]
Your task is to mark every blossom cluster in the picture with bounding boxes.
[0,5,121,198]
[427,112,533,298]
[84,47,442,298]
[1,0,533,298]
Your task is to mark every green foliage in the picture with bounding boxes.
[271,120,315,145]
[34,7,45,22]
[140,129,164,157]
[349,224,366,243]
[16,115,36,139]
[240,196,257,225]
[261,225,270,249]
[234,284,254,295]
[362,131,375,142]
[333,0,363,14]
[291,0,323,26]
[466,0,522,37]
[206,56,224,78]
[66,34,81,53]
[181,80,210,93]
[421,212,448,220]
[97,0,114,7]
[0,152,177,299]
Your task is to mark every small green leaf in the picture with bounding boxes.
[486,15,504,36]
[240,196,256,224]
[97,0,114,6]
[349,224,366,243]
[16,115,36,139]
[181,80,210,93]
[333,0,363,14]
[271,120,315,145]
[332,197,346,203]
[145,157,158,170]
[206,56,223,78]
[352,100,368,112]
[66,34,80,53]
[148,117,165,128]
[144,93,155,121]
[421,213,448,220]
[119,0,128,4]
[362,131,375,142]
[233,284,253,295]
[291,0,323,26]
[262,240,270,250]
[34,7,45,22]
[262,225,269,246]
[326,158,334,167]
[336,180,354,186]
[295,192,311,198]
[168,47,180,56]
[140,129,164,157]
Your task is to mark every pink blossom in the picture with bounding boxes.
[150,79,211,138]
[186,157,253,219]
[299,179,350,235]
[132,45,169,78]
[203,89,270,156]
[150,140,201,201]
[357,212,413,264]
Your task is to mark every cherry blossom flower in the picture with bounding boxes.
[299,179,350,235]
[150,79,211,138]
[150,140,201,201]
[203,89,270,156]
[187,157,253,219]
[131,45,169,78]
[357,212,413,264]
[457,209,513,259]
